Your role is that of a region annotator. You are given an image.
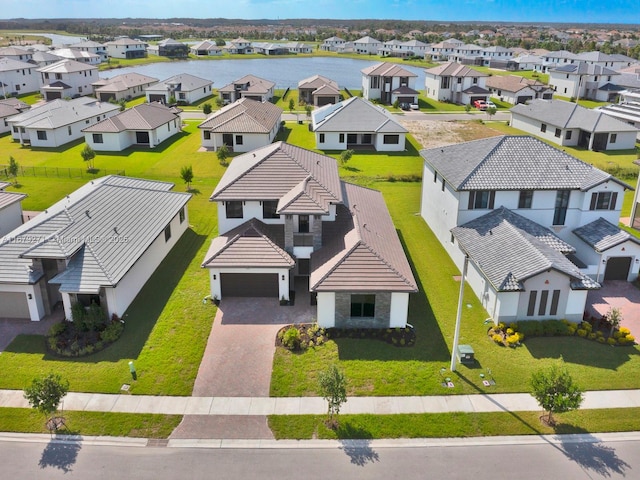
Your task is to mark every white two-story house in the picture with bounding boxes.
[549,62,622,102]
[0,57,40,96]
[105,37,147,59]
[361,62,419,104]
[420,135,639,324]
[37,59,98,100]
[424,62,490,105]
[202,141,417,329]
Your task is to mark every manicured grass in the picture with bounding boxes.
[15,92,43,105]
[553,95,610,109]
[0,408,180,438]
[269,408,640,439]
[417,93,468,111]
[470,66,549,85]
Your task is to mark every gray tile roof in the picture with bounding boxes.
[37,58,97,73]
[201,219,294,269]
[451,207,599,292]
[298,74,339,91]
[218,74,275,94]
[93,72,159,93]
[510,99,639,133]
[425,62,489,77]
[0,57,34,72]
[0,191,26,211]
[146,73,212,93]
[550,62,618,76]
[211,142,343,204]
[82,102,181,133]
[8,97,120,130]
[421,135,631,192]
[198,98,282,134]
[573,217,640,252]
[105,38,147,46]
[0,176,190,290]
[310,182,418,293]
[312,96,407,134]
[361,62,417,78]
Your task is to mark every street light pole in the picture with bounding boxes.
[450,255,469,372]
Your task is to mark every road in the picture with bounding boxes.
[3,433,639,479]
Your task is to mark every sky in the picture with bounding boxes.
[2,0,639,25]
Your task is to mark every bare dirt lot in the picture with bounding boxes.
[401,120,502,149]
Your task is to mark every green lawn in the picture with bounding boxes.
[269,408,640,439]
[553,96,610,109]
[470,66,549,85]
[0,408,180,438]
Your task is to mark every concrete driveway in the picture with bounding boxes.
[586,280,640,336]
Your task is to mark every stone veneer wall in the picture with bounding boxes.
[334,291,391,329]
[284,215,294,252]
[313,215,323,250]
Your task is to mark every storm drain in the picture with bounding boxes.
[146,439,169,448]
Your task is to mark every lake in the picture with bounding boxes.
[99,57,428,91]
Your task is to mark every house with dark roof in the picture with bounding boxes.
[361,62,419,104]
[485,75,554,105]
[549,62,622,102]
[424,62,490,105]
[0,176,191,322]
[37,59,98,100]
[311,97,407,151]
[218,74,275,104]
[145,73,213,105]
[149,38,188,58]
[298,75,340,106]
[420,135,638,323]
[510,99,638,151]
[92,72,159,102]
[197,98,282,152]
[82,103,182,151]
[0,181,26,238]
[202,141,417,328]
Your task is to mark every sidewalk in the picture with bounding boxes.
[3,389,640,416]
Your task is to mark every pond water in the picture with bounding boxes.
[99,56,427,91]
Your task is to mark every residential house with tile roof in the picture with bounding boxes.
[353,36,382,55]
[597,90,640,141]
[361,62,419,104]
[149,38,188,58]
[320,36,346,52]
[50,48,101,65]
[0,98,29,134]
[311,96,407,151]
[426,38,465,61]
[297,74,340,106]
[0,175,191,322]
[197,98,282,152]
[549,62,622,102]
[0,181,26,238]
[510,99,638,151]
[190,40,222,56]
[70,40,108,62]
[424,62,490,105]
[7,97,120,148]
[92,72,159,102]
[29,50,62,67]
[420,135,638,323]
[218,74,275,104]
[37,58,98,100]
[105,37,147,59]
[202,141,417,328]
[145,73,213,105]
[485,75,554,105]
[224,38,253,54]
[0,57,40,96]
[82,102,182,151]
[0,46,33,62]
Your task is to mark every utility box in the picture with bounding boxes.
[457,344,475,364]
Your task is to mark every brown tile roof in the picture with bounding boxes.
[82,103,181,133]
[218,74,275,94]
[198,98,282,134]
[201,219,294,269]
[298,74,339,90]
[361,62,417,78]
[277,175,335,215]
[485,75,547,93]
[310,183,418,293]
[211,141,343,204]
[425,62,489,78]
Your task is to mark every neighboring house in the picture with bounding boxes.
[50,48,101,65]
[92,72,159,102]
[0,46,33,62]
[361,62,419,104]
[149,38,188,58]
[485,75,554,104]
[420,135,638,324]
[105,37,148,59]
[510,99,638,151]
[447,43,484,64]
[0,98,29,134]
[218,74,275,104]
[70,40,108,62]
[202,141,417,328]
[224,38,253,54]
[7,97,120,148]
[145,73,213,105]
[252,42,290,56]
[285,42,313,54]
[37,59,98,100]
[0,58,40,96]
[0,181,26,238]
[549,62,622,102]
[598,91,640,140]
[510,54,544,71]
[83,102,182,151]
[334,41,355,54]
[298,75,340,106]
[426,38,465,61]
[311,96,407,151]
[537,50,579,72]
[0,175,191,322]
[379,39,428,58]
[190,40,222,56]
[481,46,514,67]
[198,98,282,152]
[29,50,62,67]
[353,36,382,55]
[424,62,490,104]
[320,36,346,52]
[575,51,636,70]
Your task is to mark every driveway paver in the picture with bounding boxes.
[586,280,640,335]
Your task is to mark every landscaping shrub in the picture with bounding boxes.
[607,337,617,346]
[492,333,504,344]
[576,329,587,338]
[282,326,301,351]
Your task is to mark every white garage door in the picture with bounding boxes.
[0,292,30,319]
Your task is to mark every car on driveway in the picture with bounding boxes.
[399,102,411,111]
[485,101,497,110]
[473,100,487,110]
